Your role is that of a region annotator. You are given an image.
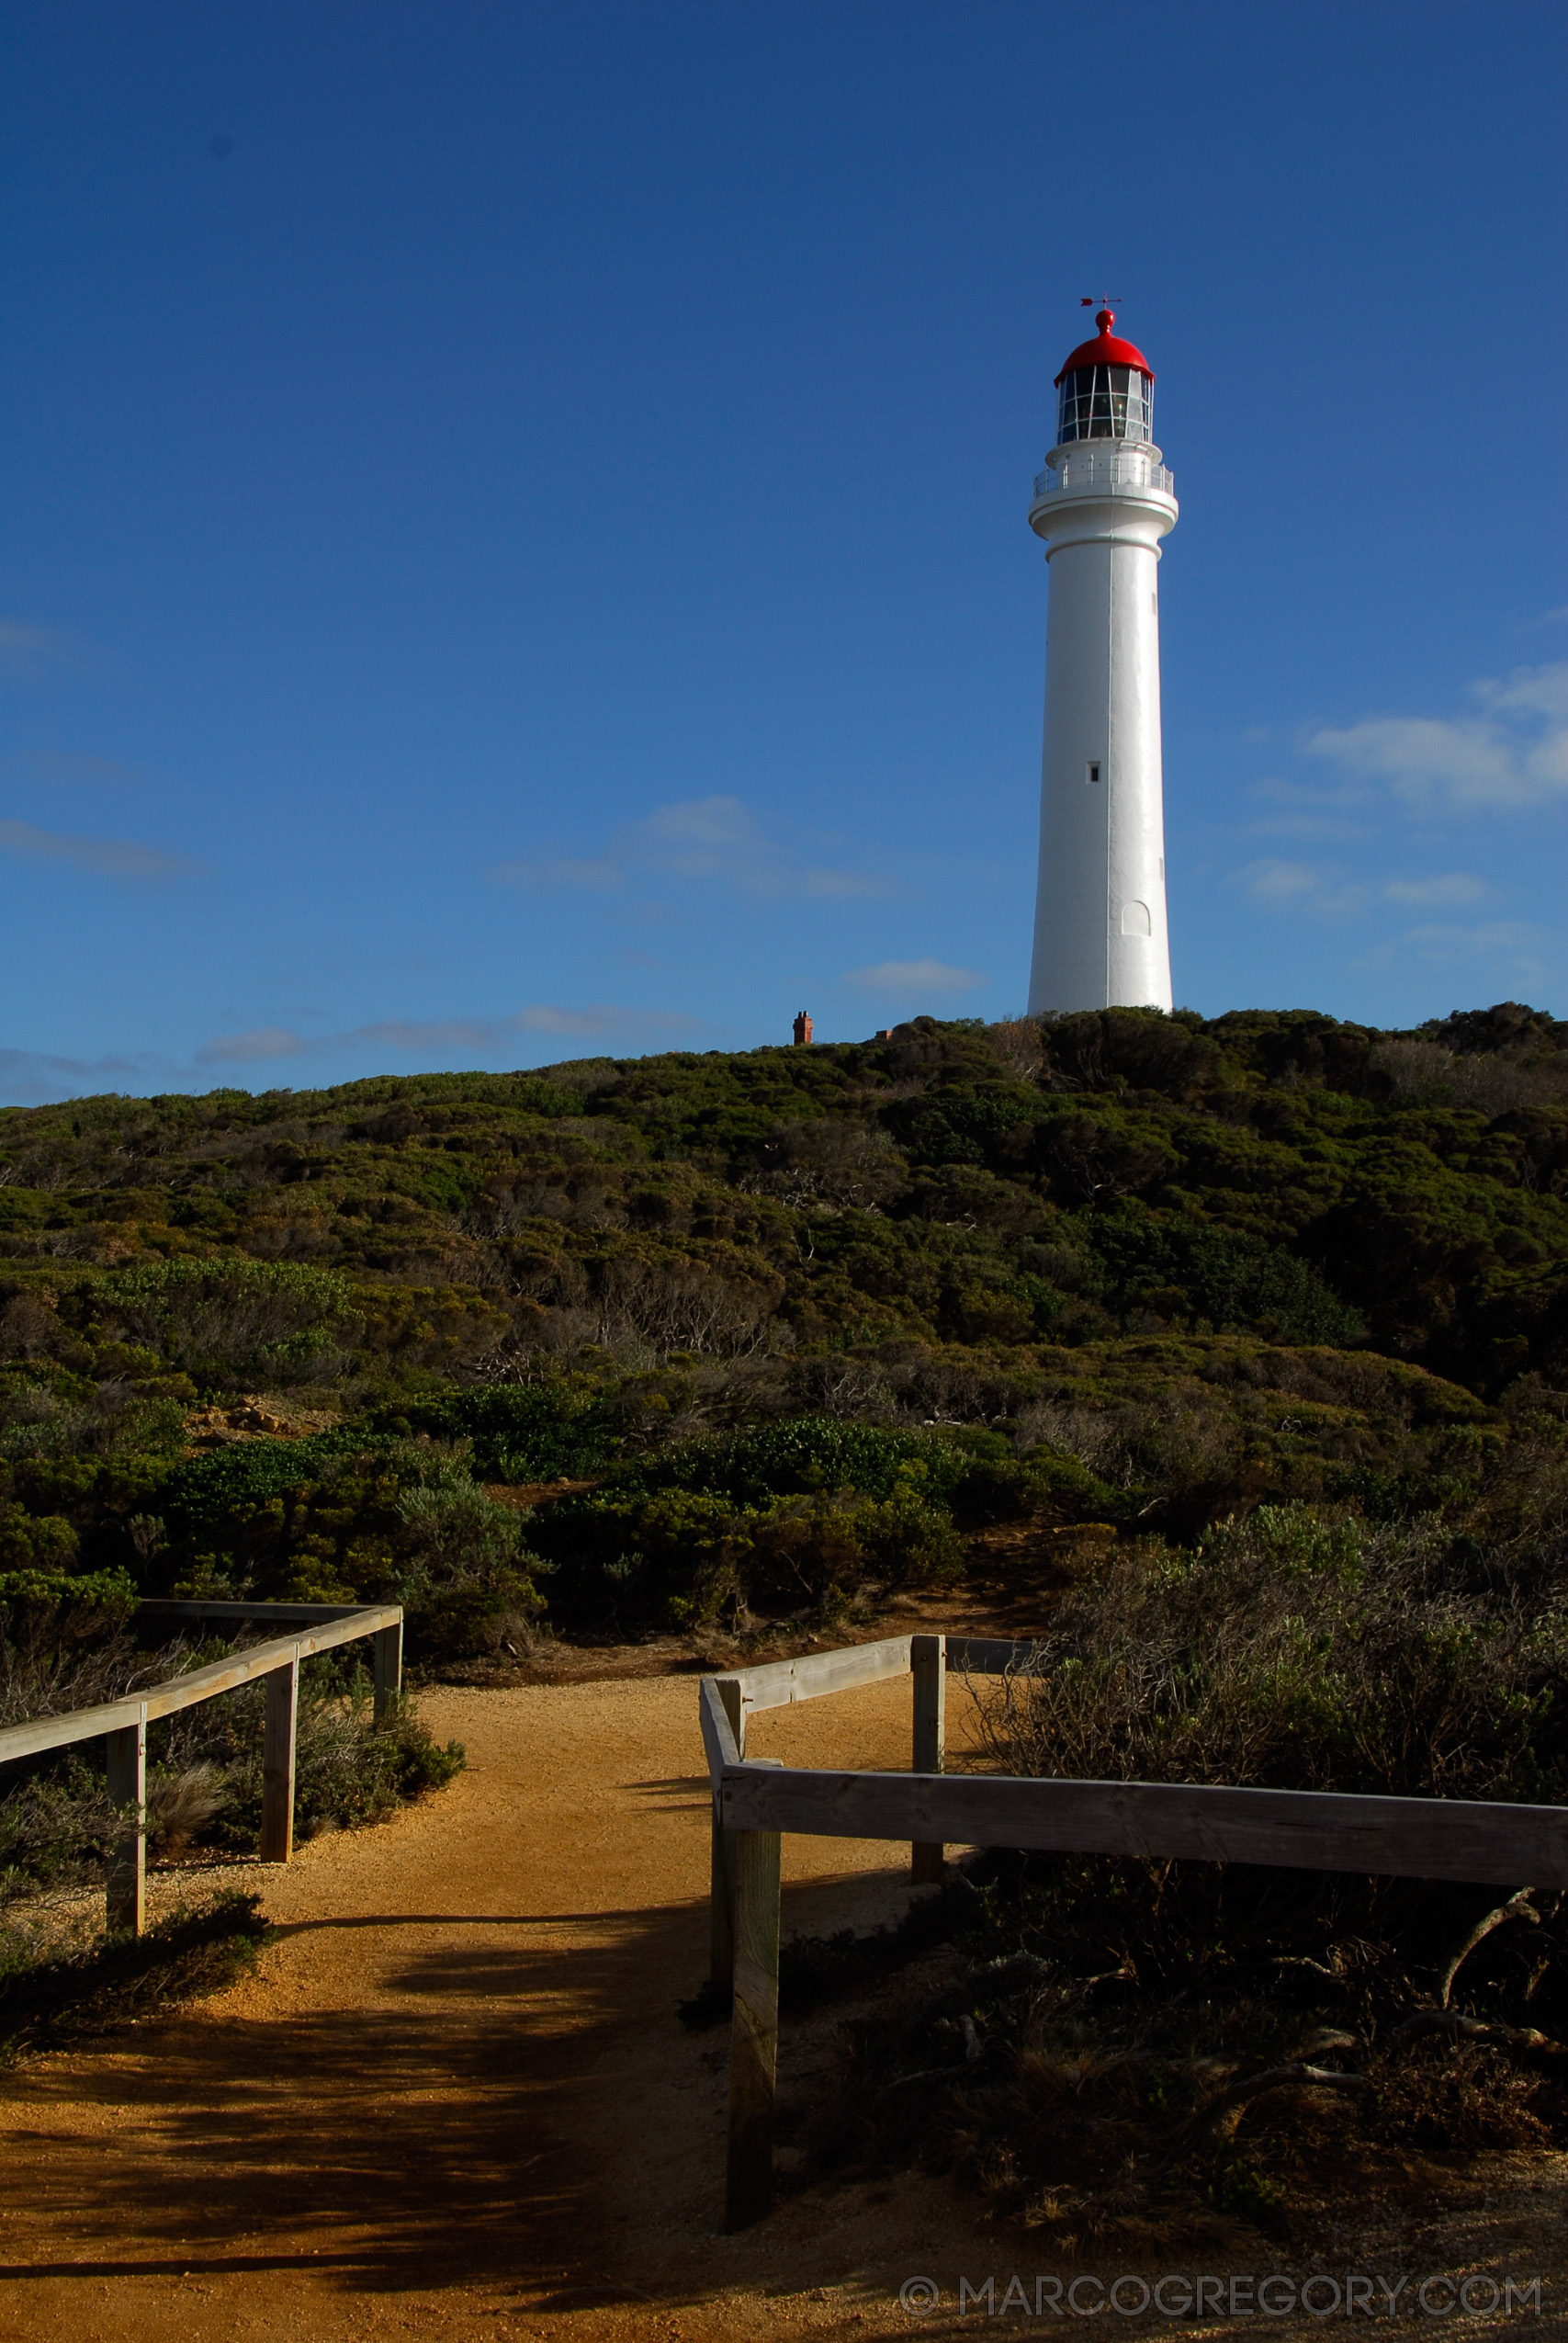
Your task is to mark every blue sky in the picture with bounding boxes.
[1,1,1564,1104]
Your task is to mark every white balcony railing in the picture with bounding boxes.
[1032,449,1175,499]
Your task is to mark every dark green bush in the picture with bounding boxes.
[370,1382,622,1481]
[1087,1212,1366,1345]
[147,1439,547,1656]
[527,1411,1128,1625]
[536,1477,964,1629]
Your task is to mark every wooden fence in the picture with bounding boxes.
[700,1631,1568,2231]
[0,1599,403,1939]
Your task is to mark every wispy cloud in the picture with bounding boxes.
[843,957,986,994]
[0,818,204,880]
[1309,661,1568,810]
[1235,851,1540,979]
[0,1044,172,1105]
[1242,775,1371,842]
[1382,874,1487,909]
[495,794,892,901]
[1237,860,1369,919]
[6,749,139,787]
[197,1026,303,1064]
[1393,920,1548,974]
[496,856,622,890]
[1239,860,1493,922]
[197,1002,700,1066]
[0,619,72,672]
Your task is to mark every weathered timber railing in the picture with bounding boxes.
[699,1631,1568,2231]
[0,1599,403,1940]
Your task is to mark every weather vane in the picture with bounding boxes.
[1081,293,1122,310]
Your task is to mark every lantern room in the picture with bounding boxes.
[1053,308,1155,447]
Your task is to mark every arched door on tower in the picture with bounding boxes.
[1120,900,1152,937]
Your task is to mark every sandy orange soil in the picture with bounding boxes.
[2,1671,1566,2342]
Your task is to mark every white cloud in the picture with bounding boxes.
[843,957,986,994]
[494,793,891,901]
[1480,665,1568,720]
[1244,811,1371,842]
[1242,858,1317,901]
[1382,874,1487,908]
[1308,662,1568,809]
[197,1002,700,1066]
[0,818,203,880]
[1237,860,1369,919]
[6,1004,703,1104]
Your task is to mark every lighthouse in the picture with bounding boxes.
[1026,308,1178,1014]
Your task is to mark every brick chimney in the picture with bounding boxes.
[792,1011,814,1047]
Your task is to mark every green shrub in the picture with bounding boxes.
[149,1438,546,1658]
[0,1503,80,1570]
[370,1382,621,1480]
[982,1501,1568,1804]
[384,1474,545,1658]
[97,1260,360,1387]
[0,1763,117,1903]
[1088,1212,1367,1345]
[0,1569,142,1734]
[530,1412,1125,1625]
[0,1890,270,2058]
[538,1472,962,1628]
[153,1666,464,1842]
[591,1488,749,1626]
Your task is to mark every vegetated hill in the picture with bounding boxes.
[4,1000,1568,1653]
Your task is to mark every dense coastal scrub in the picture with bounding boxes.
[2,999,1567,1649]
[6,1002,1568,2197]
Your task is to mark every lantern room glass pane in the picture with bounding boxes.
[1056,364,1154,445]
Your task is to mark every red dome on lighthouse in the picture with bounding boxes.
[1054,308,1154,386]
[1052,307,1156,446]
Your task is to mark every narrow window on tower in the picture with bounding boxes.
[1087,761,1101,786]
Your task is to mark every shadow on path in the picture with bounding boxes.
[0,1866,902,2308]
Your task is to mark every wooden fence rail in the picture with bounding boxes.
[699,1631,1568,2232]
[0,1599,403,1937]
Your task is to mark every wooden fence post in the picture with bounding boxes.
[372,1620,403,1724]
[105,1716,146,1936]
[911,1632,946,1884]
[724,1824,781,2232]
[709,1679,745,1987]
[261,1653,299,1863]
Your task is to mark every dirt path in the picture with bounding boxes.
[4,1675,1568,2342]
[0,1674,1014,2341]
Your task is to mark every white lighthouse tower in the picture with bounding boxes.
[1026,307,1178,1014]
